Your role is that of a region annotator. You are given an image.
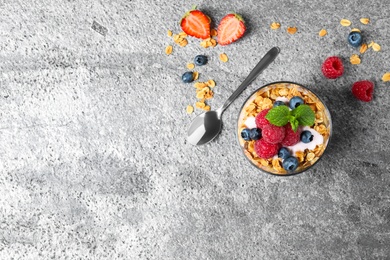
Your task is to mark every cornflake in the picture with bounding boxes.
[360,18,370,25]
[193,71,199,80]
[350,54,361,65]
[372,43,381,52]
[319,29,327,37]
[382,72,390,82]
[219,53,229,62]
[165,45,173,55]
[187,63,195,70]
[351,28,361,33]
[360,43,368,54]
[287,27,298,34]
[210,29,218,36]
[368,41,375,48]
[207,79,216,88]
[186,105,194,114]
[270,22,281,30]
[167,30,173,37]
[340,19,351,26]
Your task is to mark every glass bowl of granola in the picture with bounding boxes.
[237,81,332,176]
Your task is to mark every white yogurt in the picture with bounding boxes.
[287,126,323,154]
[244,116,257,129]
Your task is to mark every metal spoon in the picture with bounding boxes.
[187,47,280,145]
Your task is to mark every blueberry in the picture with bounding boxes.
[348,31,363,48]
[182,72,194,83]
[289,96,304,109]
[278,147,290,160]
[282,156,299,172]
[273,101,285,107]
[301,130,314,143]
[241,128,251,141]
[249,128,262,140]
[194,55,208,66]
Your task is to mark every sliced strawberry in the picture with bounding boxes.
[217,13,246,45]
[180,7,210,39]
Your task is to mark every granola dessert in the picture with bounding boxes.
[237,82,331,175]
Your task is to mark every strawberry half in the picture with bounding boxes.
[180,7,211,39]
[217,13,246,45]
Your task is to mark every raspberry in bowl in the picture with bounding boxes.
[237,82,332,176]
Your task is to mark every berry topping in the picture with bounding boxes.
[282,156,299,172]
[262,124,286,144]
[348,31,363,47]
[281,123,302,146]
[351,80,374,102]
[182,71,194,83]
[300,130,314,143]
[180,7,211,39]
[254,139,280,159]
[321,56,344,79]
[255,109,271,129]
[217,13,246,45]
[241,128,251,141]
[278,147,291,160]
[289,96,304,109]
[249,128,262,140]
[273,100,285,107]
[194,55,208,66]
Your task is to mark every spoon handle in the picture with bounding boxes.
[219,47,280,113]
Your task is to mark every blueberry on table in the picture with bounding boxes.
[182,72,194,83]
[273,101,285,107]
[194,55,208,66]
[289,96,304,109]
[348,31,363,47]
[301,130,314,143]
[278,147,290,160]
[249,128,262,140]
[282,156,299,172]
[241,128,251,141]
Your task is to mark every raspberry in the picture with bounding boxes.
[321,56,344,79]
[255,109,270,129]
[281,123,302,146]
[262,124,286,144]
[254,139,280,159]
[351,80,374,102]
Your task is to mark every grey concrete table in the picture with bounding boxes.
[1,0,390,259]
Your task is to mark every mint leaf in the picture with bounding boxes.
[265,105,290,126]
[290,116,299,132]
[292,104,315,126]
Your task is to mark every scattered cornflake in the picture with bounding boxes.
[195,101,206,109]
[350,54,361,65]
[360,43,368,54]
[179,38,188,47]
[186,105,194,114]
[270,22,281,30]
[204,105,211,111]
[368,41,374,48]
[167,30,173,37]
[210,38,217,47]
[382,72,390,82]
[340,19,352,26]
[173,34,180,41]
[193,71,199,80]
[210,29,218,36]
[179,32,188,37]
[219,53,228,62]
[372,42,381,52]
[351,28,361,33]
[200,38,217,48]
[165,45,173,55]
[318,29,327,37]
[187,63,195,70]
[206,79,216,88]
[194,82,207,89]
[360,18,370,25]
[287,26,298,34]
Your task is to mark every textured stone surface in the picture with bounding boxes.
[1,0,390,259]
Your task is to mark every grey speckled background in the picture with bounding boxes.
[1,0,390,259]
